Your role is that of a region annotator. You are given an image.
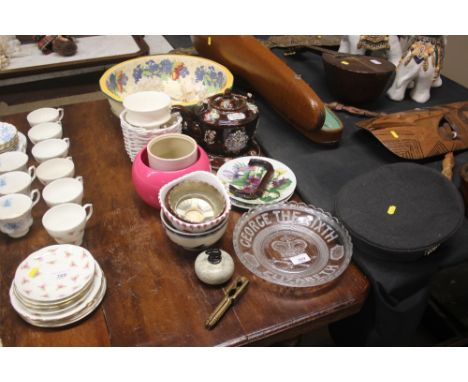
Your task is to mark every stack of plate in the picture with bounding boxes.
[0,122,26,154]
[10,244,106,328]
[216,156,297,210]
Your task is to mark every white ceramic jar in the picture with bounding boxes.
[194,248,235,285]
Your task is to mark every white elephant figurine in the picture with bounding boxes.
[339,35,403,66]
[387,36,446,103]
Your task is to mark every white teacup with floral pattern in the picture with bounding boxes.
[0,190,40,238]
[42,203,93,246]
[0,151,30,174]
[0,169,36,196]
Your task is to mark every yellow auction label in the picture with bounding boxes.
[208,37,212,46]
[390,130,399,139]
[387,205,397,215]
[341,60,350,65]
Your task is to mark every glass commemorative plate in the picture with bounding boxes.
[233,201,353,288]
[217,156,297,206]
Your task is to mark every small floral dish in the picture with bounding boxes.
[159,171,231,233]
[99,55,234,117]
[0,122,18,154]
[217,156,297,205]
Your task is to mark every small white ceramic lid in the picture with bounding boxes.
[0,171,31,194]
[0,151,28,172]
[28,122,62,142]
[37,157,74,181]
[14,244,96,303]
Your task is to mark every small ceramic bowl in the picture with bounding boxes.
[132,146,211,209]
[160,209,228,251]
[159,171,231,233]
[123,91,172,127]
[166,180,226,224]
[32,138,70,163]
[27,122,63,144]
[36,157,75,185]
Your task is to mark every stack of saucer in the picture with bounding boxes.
[10,244,106,328]
[0,121,26,154]
[216,156,297,210]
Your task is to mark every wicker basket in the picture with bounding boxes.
[119,111,182,161]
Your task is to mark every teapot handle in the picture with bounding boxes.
[171,105,204,141]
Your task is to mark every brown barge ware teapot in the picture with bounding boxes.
[174,89,259,156]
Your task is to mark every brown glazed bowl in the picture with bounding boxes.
[322,53,395,105]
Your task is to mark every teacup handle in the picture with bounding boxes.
[63,137,70,148]
[28,166,36,182]
[66,156,73,161]
[57,108,64,122]
[83,203,93,222]
[75,175,83,184]
[30,189,40,208]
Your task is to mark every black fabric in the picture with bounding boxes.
[334,163,465,260]
[165,36,468,345]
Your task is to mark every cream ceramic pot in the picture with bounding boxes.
[36,156,75,185]
[0,151,29,174]
[27,107,64,127]
[32,138,70,163]
[147,133,198,171]
[42,176,84,207]
[0,169,36,196]
[42,203,93,246]
[0,190,40,238]
[27,122,63,144]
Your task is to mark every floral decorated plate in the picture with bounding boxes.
[14,244,96,303]
[217,156,297,205]
[99,54,234,116]
[233,201,353,288]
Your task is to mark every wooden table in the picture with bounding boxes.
[0,100,369,346]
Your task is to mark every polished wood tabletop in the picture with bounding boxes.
[0,100,369,346]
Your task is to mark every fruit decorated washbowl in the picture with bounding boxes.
[99,54,234,116]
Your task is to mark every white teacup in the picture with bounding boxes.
[0,190,40,238]
[42,203,93,246]
[123,91,172,128]
[27,122,63,144]
[0,151,29,174]
[0,169,36,196]
[147,133,198,171]
[32,138,70,163]
[27,107,64,127]
[36,156,75,185]
[42,176,83,207]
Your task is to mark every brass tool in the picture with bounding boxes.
[205,276,249,330]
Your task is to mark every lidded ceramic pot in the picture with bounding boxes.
[178,89,259,156]
[194,248,235,285]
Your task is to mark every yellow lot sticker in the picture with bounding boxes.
[387,205,397,215]
[28,267,39,278]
